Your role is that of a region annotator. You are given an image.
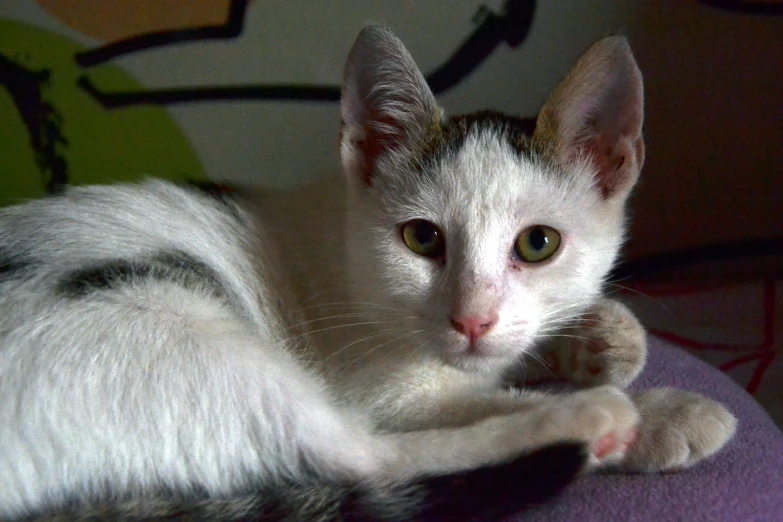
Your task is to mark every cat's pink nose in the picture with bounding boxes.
[450,313,498,344]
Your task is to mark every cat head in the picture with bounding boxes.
[339,26,644,371]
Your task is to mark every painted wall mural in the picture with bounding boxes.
[0,1,536,207]
[0,3,221,204]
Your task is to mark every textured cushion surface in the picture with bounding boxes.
[511,336,783,521]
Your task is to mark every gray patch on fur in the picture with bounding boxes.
[0,249,23,276]
[26,481,423,522]
[0,246,36,282]
[415,111,538,173]
[23,443,588,521]
[56,250,226,299]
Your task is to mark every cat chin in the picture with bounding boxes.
[428,335,529,373]
[442,351,516,374]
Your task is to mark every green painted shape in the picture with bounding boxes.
[0,19,206,207]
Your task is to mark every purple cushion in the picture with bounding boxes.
[510,336,783,521]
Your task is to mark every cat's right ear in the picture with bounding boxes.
[340,25,440,185]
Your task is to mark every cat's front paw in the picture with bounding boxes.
[556,385,641,468]
[546,299,647,388]
[621,388,737,473]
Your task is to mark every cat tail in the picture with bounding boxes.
[27,443,587,521]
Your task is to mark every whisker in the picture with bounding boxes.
[297,301,402,312]
[604,282,673,315]
[539,301,589,319]
[524,350,559,380]
[410,340,428,358]
[278,321,398,343]
[323,329,397,362]
[340,329,424,369]
[283,312,396,332]
[539,333,590,342]
[301,287,336,304]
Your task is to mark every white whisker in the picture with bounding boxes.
[279,321,397,343]
[340,329,424,370]
[604,282,673,315]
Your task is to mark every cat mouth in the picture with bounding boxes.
[427,329,515,365]
[446,342,508,364]
[445,350,510,373]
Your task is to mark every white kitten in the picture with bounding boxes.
[0,26,735,521]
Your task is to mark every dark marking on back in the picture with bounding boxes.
[413,110,538,172]
[0,246,31,279]
[57,250,225,299]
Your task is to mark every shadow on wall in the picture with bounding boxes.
[624,1,783,265]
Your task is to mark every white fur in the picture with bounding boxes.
[0,27,735,519]
[0,179,635,518]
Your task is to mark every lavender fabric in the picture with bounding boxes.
[511,336,783,522]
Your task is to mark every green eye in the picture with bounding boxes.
[401,220,445,258]
[514,226,561,263]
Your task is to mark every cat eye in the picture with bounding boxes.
[514,226,561,263]
[401,220,445,258]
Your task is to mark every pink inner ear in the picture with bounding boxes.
[357,133,383,185]
[581,133,629,199]
[535,38,644,200]
[357,113,406,185]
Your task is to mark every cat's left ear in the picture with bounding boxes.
[533,37,644,201]
[340,25,440,185]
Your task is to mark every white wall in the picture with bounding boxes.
[93,1,642,188]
